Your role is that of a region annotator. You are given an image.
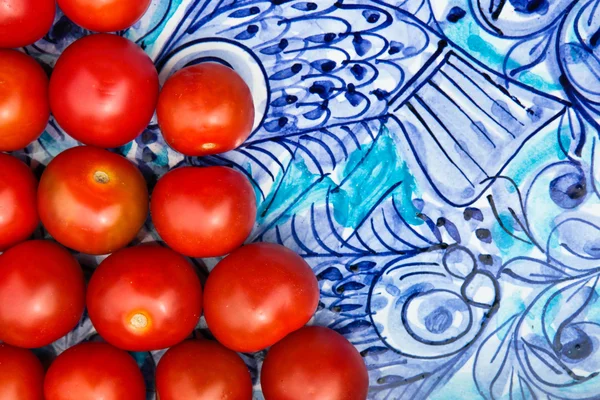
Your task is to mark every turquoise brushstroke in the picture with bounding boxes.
[256,125,422,230]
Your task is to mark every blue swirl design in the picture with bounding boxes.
[17,0,600,399]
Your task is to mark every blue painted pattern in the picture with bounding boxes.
[18,0,600,398]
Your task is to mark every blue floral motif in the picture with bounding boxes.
[16,0,600,399]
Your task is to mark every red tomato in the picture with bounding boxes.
[0,0,55,48]
[156,340,252,400]
[151,166,256,258]
[0,50,49,151]
[44,342,145,400]
[0,240,85,348]
[0,344,44,400]
[87,245,203,351]
[0,154,39,251]
[157,63,255,156]
[49,34,158,148]
[37,146,148,255]
[261,326,369,400]
[57,0,151,32]
[203,243,318,352]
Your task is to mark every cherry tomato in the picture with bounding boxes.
[0,154,39,251]
[0,240,85,348]
[151,166,256,258]
[49,34,158,148]
[0,0,55,48]
[157,63,255,156]
[0,344,44,400]
[44,342,145,400]
[156,340,252,400]
[261,326,369,400]
[204,243,318,352]
[57,0,151,32]
[87,245,203,351]
[0,50,49,151]
[37,146,148,255]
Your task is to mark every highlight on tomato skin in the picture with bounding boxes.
[261,326,370,400]
[37,146,149,255]
[155,339,253,400]
[0,343,44,400]
[57,0,152,33]
[0,49,50,151]
[0,154,39,251]
[157,62,255,157]
[86,245,203,352]
[43,342,146,400]
[150,166,257,258]
[0,0,55,48]
[0,240,86,349]
[49,34,159,148]
[203,242,320,353]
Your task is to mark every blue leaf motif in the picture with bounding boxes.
[499,257,571,284]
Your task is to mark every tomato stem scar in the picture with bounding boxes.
[130,313,148,329]
[94,171,110,184]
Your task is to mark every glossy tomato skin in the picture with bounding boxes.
[0,0,55,48]
[151,166,256,258]
[0,344,44,400]
[44,342,145,400]
[156,340,252,400]
[38,146,148,255]
[0,154,39,251]
[87,245,203,351]
[0,240,85,348]
[157,63,255,156]
[261,326,369,400]
[57,0,151,32]
[0,50,49,151]
[204,243,319,352]
[49,34,158,148]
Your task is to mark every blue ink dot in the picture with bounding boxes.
[350,64,366,80]
[560,326,593,361]
[550,171,587,209]
[475,228,492,244]
[321,60,336,72]
[362,10,380,23]
[247,24,258,34]
[386,284,400,296]
[279,38,288,49]
[291,63,302,73]
[372,89,389,100]
[278,116,288,127]
[286,95,298,104]
[324,32,336,42]
[446,6,466,22]
[424,307,453,334]
[509,0,549,14]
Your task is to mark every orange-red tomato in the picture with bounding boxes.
[0,0,55,48]
[157,63,255,156]
[0,49,49,151]
[0,344,44,400]
[156,340,253,400]
[151,166,256,258]
[0,240,85,348]
[44,342,146,400]
[37,146,148,255]
[87,245,203,351]
[57,0,151,32]
[204,243,319,352]
[0,154,39,251]
[49,34,159,148]
[261,326,369,400]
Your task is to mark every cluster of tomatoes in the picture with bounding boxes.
[0,0,370,399]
